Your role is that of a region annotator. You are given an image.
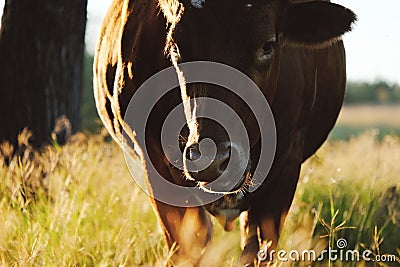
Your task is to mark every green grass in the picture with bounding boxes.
[329,125,400,141]
[0,130,399,266]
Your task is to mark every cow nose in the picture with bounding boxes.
[185,141,234,182]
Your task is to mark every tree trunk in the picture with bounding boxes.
[0,0,87,146]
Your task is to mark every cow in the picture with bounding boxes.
[93,0,356,265]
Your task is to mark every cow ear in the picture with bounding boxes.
[281,1,356,47]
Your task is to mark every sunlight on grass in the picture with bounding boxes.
[0,131,166,266]
[0,130,399,266]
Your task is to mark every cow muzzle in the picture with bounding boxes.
[183,140,251,194]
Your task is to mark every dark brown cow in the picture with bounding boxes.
[94,0,356,265]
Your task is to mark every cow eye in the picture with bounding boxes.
[262,41,275,55]
[256,36,276,64]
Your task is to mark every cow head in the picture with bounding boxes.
[165,0,355,195]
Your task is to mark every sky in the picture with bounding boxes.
[1,0,399,83]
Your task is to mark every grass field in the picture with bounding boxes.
[0,129,399,266]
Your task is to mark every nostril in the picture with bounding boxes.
[189,149,201,161]
[186,143,201,161]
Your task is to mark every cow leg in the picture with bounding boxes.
[239,161,300,266]
[239,211,260,266]
[258,162,301,265]
[152,199,213,266]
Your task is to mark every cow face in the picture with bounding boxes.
[169,0,355,193]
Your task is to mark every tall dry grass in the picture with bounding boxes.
[0,130,399,266]
[285,131,400,266]
[0,130,166,266]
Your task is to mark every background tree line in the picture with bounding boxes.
[344,80,400,105]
